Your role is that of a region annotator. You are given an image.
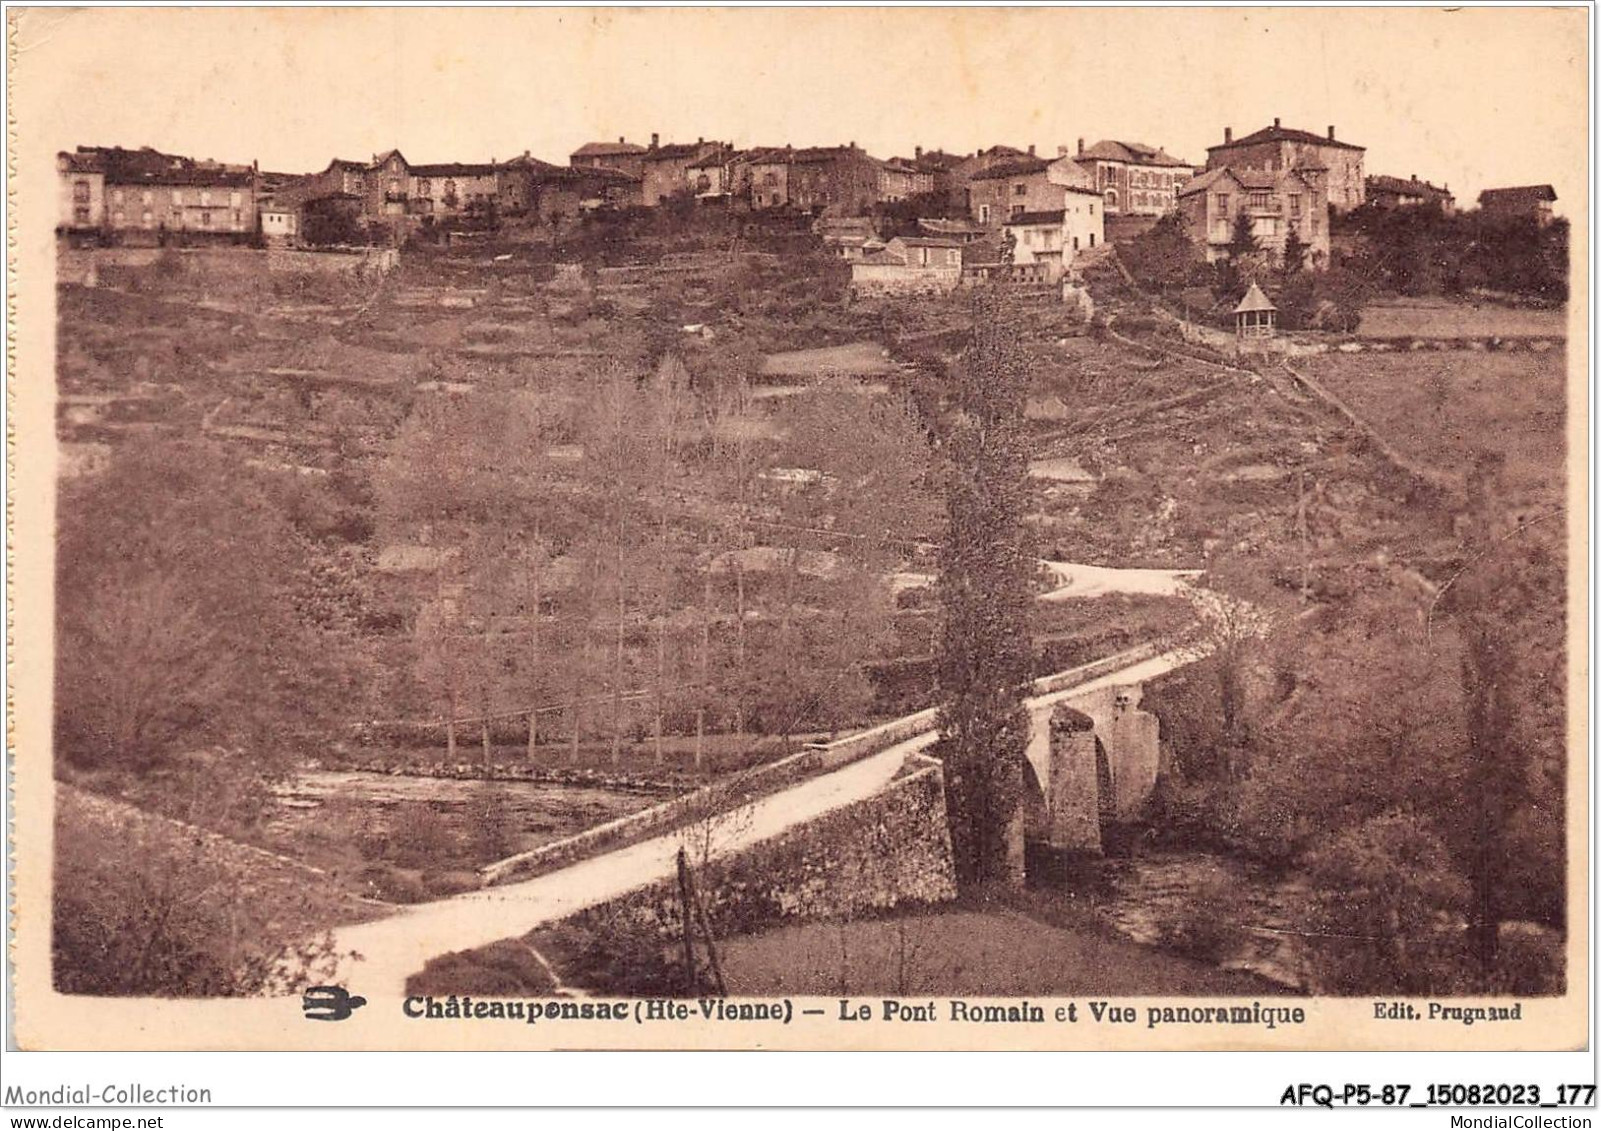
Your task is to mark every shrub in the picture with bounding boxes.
[53,791,348,996]
[1304,812,1470,995]
[407,939,558,996]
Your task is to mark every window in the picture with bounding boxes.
[73,206,90,225]
[112,209,124,225]
[200,211,211,227]
[233,210,242,228]
[172,189,184,206]
[72,181,90,203]
[1249,191,1271,208]
[141,209,153,228]
[1010,203,1025,218]
[918,247,930,266]
[1289,194,1302,217]
[1089,233,1096,248]
[1215,193,1229,212]
[979,204,991,223]
[230,190,242,207]
[1072,236,1079,251]
[1105,189,1117,209]
[200,190,212,206]
[416,178,431,196]
[1089,202,1095,215]
[1014,183,1026,196]
[112,188,124,204]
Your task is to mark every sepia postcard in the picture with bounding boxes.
[5,5,1590,1058]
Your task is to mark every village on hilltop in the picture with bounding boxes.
[58,118,1557,307]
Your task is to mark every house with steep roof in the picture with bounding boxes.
[1205,119,1366,212]
[1178,166,1328,266]
[1478,184,1558,226]
[1366,173,1455,214]
[967,150,1062,226]
[1067,138,1195,216]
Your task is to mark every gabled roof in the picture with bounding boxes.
[687,148,733,169]
[1367,174,1453,200]
[572,140,648,158]
[1479,184,1557,204]
[1208,123,1364,153]
[1234,283,1277,314]
[969,156,1051,181]
[1003,209,1065,226]
[326,157,367,172]
[370,149,408,168]
[643,141,719,162]
[1079,139,1192,167]
[410,162,499,178]
[73,145,255,188]
[1180,165,1314,197]
[1178,167,1238,197]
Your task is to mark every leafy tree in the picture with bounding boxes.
[54,440,365,777]
[934,286,1036,887]
[1121,213,1204,293]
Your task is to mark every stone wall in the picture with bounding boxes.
[57,245,398,286]
[550,756,957,946]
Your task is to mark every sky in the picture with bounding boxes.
[14,6,1589,213]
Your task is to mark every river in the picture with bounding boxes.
[1093,850,1314,991]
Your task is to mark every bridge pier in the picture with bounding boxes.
[1022,684,1162,859]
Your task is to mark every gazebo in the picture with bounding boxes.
[1233,283,1278,339]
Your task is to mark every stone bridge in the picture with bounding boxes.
[321,642,1198,999]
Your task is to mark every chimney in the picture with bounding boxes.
[1224,127,1233,144]
[1411,173,1418,183]
[524,150,531,160]
[1027,144,1036,156]
[1273,117,1281,129]
[1078,137,1085,155]
[618,136,625,145]
[697,136,704,145]
[650,132,659,150]
[1058,145,1069,157]
[915,145,923,160]
[849,140,857,150]
[1328,125,1336,141]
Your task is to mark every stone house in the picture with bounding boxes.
[59,146,258,241]
[1478,185,1558,226]
[1177,166,1329,266]
[967,151,1067,226]
[685,148,737,200]
[849,235,963,295]
[640,139,725,207]
[409,162,501,219]
[569,137,650,179]
[741,145,883,215]
[365,149,413,218]
[57,151,105,231]
[495,152,568,216]
[878,157,934,202]
[1068,138,1194,216]
[1002,189,1103,280]
[1204,119,1366,213]
[1366,173,1455,214]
